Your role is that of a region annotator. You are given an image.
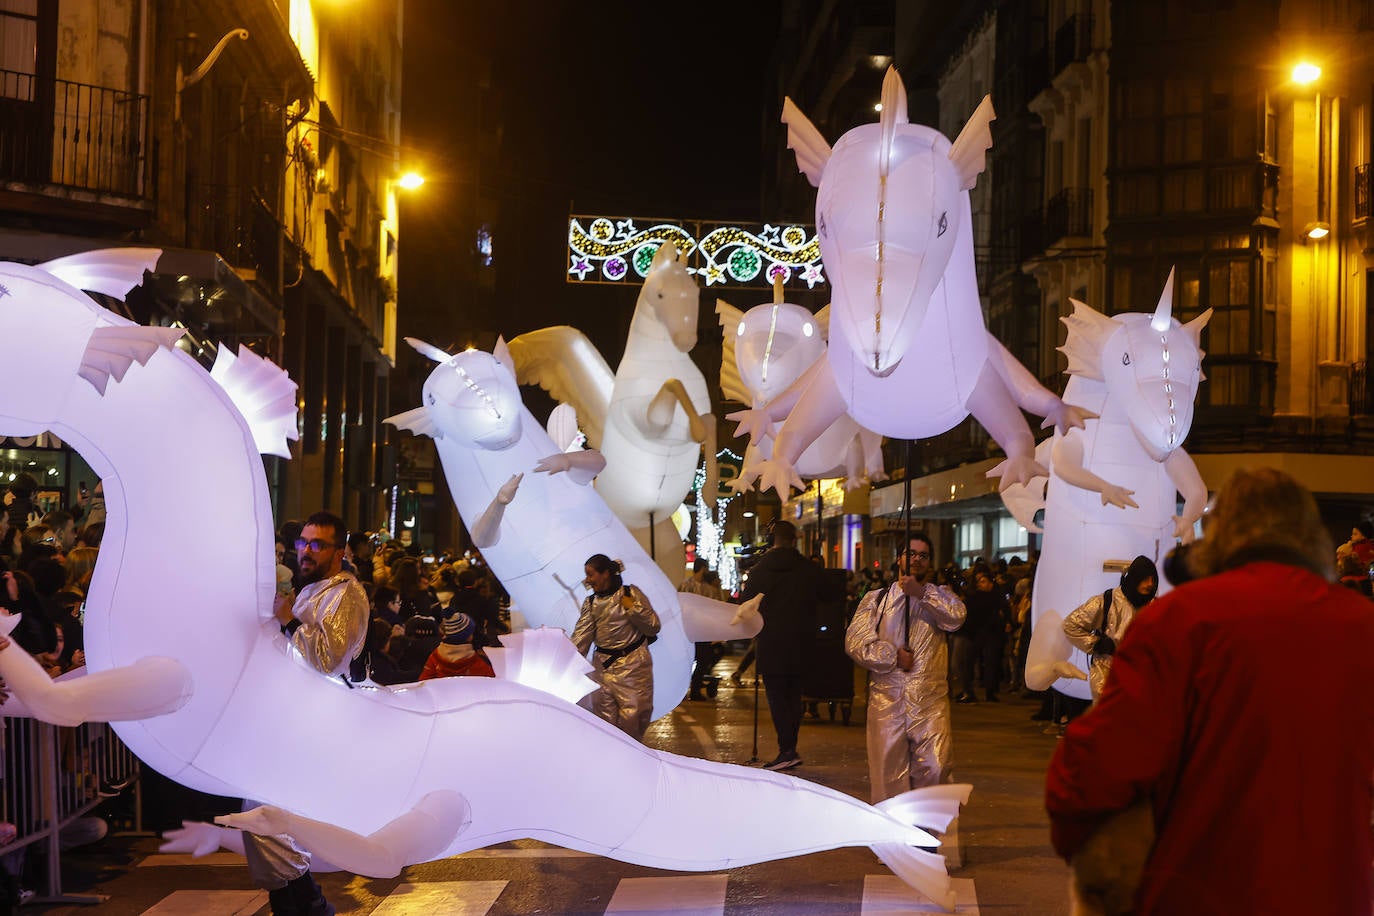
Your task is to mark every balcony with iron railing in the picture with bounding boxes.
[1044,187,1093,245]
[0,69,148,200]
[1052,13,1094,76]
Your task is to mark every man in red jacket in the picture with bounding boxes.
[1046,467,1374,915]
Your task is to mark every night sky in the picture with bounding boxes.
[393,1,788,538]
[399,1,786,370]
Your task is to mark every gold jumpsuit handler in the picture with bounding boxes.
[845,534,966,802]
[572,553,661,739]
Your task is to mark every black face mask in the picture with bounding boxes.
[1121,555,1159,608]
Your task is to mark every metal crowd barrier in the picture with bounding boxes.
[0,716,142,906]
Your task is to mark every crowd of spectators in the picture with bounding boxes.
[272,526,511,688]
[836,554,1035,706]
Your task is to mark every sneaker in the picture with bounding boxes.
[763,752,802,771]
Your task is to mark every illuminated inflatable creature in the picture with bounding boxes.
[734,68,1090,496]
[1003,271,1210,701]
[716,286,886,492]
[508,242,714,582]
[0,250,969,912]
[385,337,761,721]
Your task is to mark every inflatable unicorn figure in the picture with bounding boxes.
[1003,271,1210,700]
[385,337,761,721]
[715,286,885,492]
[508,243,713,583]
[735,67,1090,496]
[0,250,972,913]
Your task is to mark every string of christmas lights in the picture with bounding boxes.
[568,217,826,289]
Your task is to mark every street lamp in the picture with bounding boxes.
[398,172,425,190]
[1292,61,1322,85]
[1304,220,1331,241]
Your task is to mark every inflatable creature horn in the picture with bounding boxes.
[1151,267,1176,332]
[406,337,454,363]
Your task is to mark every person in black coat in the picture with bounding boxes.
[738,521,822,771]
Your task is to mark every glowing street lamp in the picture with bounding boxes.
[1292,61,1321,85]
[398,171,425,190]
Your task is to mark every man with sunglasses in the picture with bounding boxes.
[844,533,966,802]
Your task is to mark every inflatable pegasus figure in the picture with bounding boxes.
[508,243,713,583]
[0,250,972,912]
[1003,271,1210,700]
[385,337,761,721]
[735,67,1090,496]
[716,285,886,493]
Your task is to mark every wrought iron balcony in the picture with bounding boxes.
[0,69,148,199]
[1044,188,1093,244]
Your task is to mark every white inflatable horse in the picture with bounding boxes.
[0,250,970,911]
[735,68,1088,496]
[508,243,714,583]
[386,337,760,721]
[1004,271,1210,700]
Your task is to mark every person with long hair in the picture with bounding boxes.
[1046,467,1374,915]
[571,553,660,739]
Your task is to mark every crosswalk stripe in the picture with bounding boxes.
[860,876,978,914]
[605,875,728,914]
[671,713,719,758]
[140,889,267,915]
[371,880,508,916]
[139,853,246,867]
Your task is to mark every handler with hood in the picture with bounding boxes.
[1061,555,1158,700]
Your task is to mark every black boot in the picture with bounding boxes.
[287,871,334,916]
[268,884,301,916]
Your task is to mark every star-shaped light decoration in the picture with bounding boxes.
[700,265,725,286]
[759,224,781,245]
[802,264,826,288]
[568,256,593,280]
[615,219,637,240]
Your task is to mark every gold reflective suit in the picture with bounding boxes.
[572,584,661,739]
[845,580,966,803]
[244,571,368,890]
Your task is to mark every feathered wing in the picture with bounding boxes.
[506,327,613,449]
[781,97,832,188]
[714,299,752,406]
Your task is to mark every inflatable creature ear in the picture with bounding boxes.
[714,299,752,407]
[814,304,832,340]
[405,337,453,363]
[384,407,441,440]
[781,97,832,188]
[493,335,514,367]
[1183,308,1213,349]
[949,95,996,191]
[649,242,678,274]
[878,66,909,177]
